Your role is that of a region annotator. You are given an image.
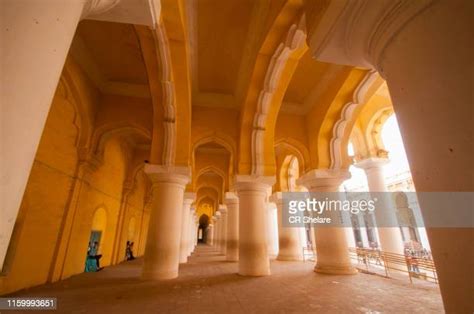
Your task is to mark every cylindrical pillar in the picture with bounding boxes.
[218,205,228,255]
[187,206,196,256]
[235,176,275,276]
[142,165,190,280]
[179,193,195,264]
[297,170,357,275]
[206,224,214,245]
[356,158,405,255]
[215,212,222,252]
[266,202,279,259]
[225,192,239,261]
[271,192,303,261]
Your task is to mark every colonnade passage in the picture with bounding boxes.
[1,0,472,313]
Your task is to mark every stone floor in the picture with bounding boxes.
[8,245,443,313]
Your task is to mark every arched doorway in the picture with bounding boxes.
[86,207,107,272]
[198,214,210,243]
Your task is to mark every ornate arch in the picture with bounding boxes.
[250,15,307,176]
[328,70,379,169]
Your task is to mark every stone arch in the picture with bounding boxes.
[274,138,310,173]
[243,16,308,176]
[60,59,96,150]
[279,155,301,192]
[90,206,108,253]
[365,107,394,158]
[192,133,236,174]
[90,123,151,162]
[194,166,226,195]
[328,70,380,170]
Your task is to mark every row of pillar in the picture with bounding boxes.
[141,158,409,281]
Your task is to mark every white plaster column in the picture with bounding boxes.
[266,202,279,259]
[224,192,239,261]
[355,213,370,248]
[194,215,199,247]
[0,0,120,267]
[214,212,222,252]
[206,224,214,245]
[297,170,357,275]
[142,165,190,280]
[271,192,303,261]
[210,216,218,248]
[356,158,405,255]
[235,176,275,276]
[179,193,195,264]
[218,205,228,255]
[187,206,196,256]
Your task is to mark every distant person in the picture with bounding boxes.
[88,241,103,271]
[126,241,135,261]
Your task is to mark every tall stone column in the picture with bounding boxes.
[218,205,228,255]
[271,192,303,261]
[297,170,357,275]
[235,176,275,276]
[187,206,196,256]
[356,158,404,254]
[0,0,124,267]
[179,193,195,264]
[266,202,279,259]
[111,181,133,264]
[224,192,239,261]
[211,216,218,248]
[214,212,221,252]
[142,165,190,280]
[206,224,214,245]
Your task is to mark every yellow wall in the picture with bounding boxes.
[0,68,150,295]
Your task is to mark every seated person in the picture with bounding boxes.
[125,241,135,261]
[85,241,103,272]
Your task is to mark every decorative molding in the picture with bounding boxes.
[305,0,435,70]
[251,16,306,176]
[329,70,379,170]
[82,0,121,18]
[144,164,191,185]
[297,169,350,191]
[153,23,176,166]
[366,0,435,75]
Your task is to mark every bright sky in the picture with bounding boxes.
[345,114,411,190]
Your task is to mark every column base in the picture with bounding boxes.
[238,268,271,277]
[314,264,358,275]
[226,255,238,262]
[277,254,303,261]
[142,269,179,280]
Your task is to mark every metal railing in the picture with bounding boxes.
[349,247,438,284]
[301,246,438,284]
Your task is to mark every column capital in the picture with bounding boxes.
[270,192,283,205]
[234,175,275,194]
[144,164,190,186]
[355,157,389,171]
[297,169,350,191]
[224,192,239,204]
[183,192,196,205]
[266,202,277,212]
[218,204,227,214]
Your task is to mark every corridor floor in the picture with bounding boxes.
[8,245,443,313]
